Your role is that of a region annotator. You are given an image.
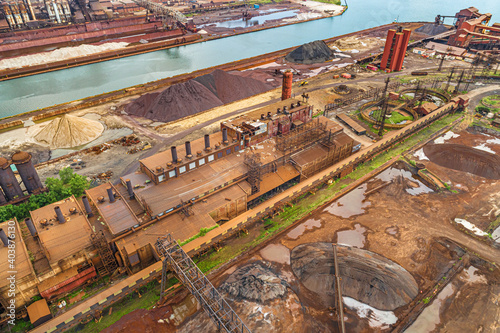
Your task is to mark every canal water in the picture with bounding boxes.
[1,0,499,117]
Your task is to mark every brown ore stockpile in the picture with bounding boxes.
[125,69,272,122]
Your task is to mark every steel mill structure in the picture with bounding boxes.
[380,27,411,72]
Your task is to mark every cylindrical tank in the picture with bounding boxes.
[0,157,24,201]
[24,218,37,237]
[82,195,93,216]
[12,151,43,195]
[0,188,7,205]
[281,71,293,101]
[171,146,178,163]
[185,141,192,157]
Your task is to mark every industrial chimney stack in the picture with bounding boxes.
[0,157,24,201]
[11,151,43,195]
[281,71,293,101]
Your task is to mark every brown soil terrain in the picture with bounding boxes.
[125,69,272,122]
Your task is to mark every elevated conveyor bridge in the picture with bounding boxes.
[155,233,251,333]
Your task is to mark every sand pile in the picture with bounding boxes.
[415,24,449,36]
[34,114,104,148]
[125,69,271,122]
[285,40,335,64]
[423,143,500,179]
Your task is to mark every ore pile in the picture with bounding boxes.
[291,243,418,310]
[423,143,500,179]
[125,69,272,123]
[219,262,288,303]
[285,40,335,64]
[415,23,449,36]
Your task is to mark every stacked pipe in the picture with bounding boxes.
[185,141,192,158]
[54,206,65,224]
[204,134,211,151]
[222,128,228,145]
[171,146,178,163]
[107,188,115,203]
[82,195,93,217]
[25,218,37,237]
[126,179,135,200]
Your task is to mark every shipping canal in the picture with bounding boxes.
[0,0,499,117]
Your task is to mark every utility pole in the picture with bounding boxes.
[455,70,465,93]
[377,77,390,137]
[444,67,455,93]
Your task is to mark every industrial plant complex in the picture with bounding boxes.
[0,1,499,333]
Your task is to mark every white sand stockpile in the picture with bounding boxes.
[34,114,104,149]
[0,42,129,70]
[298,0,344,14]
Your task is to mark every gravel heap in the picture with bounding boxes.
[125,69,272,122]
[415,24,449,36]
[219,262,288,303]
[34,114,104,148]
[285,40,335,64]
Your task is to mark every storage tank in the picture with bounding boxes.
[0,188,7,205]
[11,152,43,195]
[0,158,24,201]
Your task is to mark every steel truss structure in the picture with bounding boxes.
[156,234,251,333]
[132,0,187,24]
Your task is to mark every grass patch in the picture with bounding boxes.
[180,225,219,246]
[309,0,341,5]
[371,109,413,124]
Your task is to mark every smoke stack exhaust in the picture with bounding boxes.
[0,229,9,247]
[185,141,192,157]
[126,179,134,200]
[54,206,65,224]
[204,134,211,151]
[107,188,115,203]
[82,195,93,217]
[222,128,228,144]
[171,146,178,163]
[281,71,293,101]
[25,218,37,237]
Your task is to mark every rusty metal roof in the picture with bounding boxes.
[336,113,366,133]
[11,151,31,164]
[86,183,140,236]
[29,196,93,265]
[0,219,35,289]
[247,164,300,201]
[291,144,330,167]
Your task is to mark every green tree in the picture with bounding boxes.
[59,167,74,184]
[68,175,89,197]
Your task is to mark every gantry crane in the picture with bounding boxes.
[133,0,188,29]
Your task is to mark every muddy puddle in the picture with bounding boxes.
[336,223,366,248]
[323,183,370,218]
[200,10,298,29]
[260,244,290,264]
[286,218,322,239]
[375,167,433,195]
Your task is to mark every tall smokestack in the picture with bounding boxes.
[222,128,228,144]
[11,151,43,195]
[0,229,8,247]
[24,218,37,237]
[126,179,134,200]
[82,195,93,217]
[171,146,178,163]
[107,188,115,203]
[0,157,24,201]
[185,141,192,157]
[281,71,293,101]
[54,206,65,224]
[204,134,211,151]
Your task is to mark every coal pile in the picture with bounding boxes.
[285,40,335,64]
[291,243,418,310]
[423,143,500,179]
[219,262,288,303]
[125,69,272,123]
[415,24,449,36]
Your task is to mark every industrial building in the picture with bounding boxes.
[380,27,411,72]
[448,7,500,50]
[0,99,359,318]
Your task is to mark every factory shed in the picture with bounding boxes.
[27,299,52,327]
[0,219,37,310]
[336,113,367,135]
[29,196,94,270]
[247,164,300,202]
[425,41,466,57]
[86,182,141,236]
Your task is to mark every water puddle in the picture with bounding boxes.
[413,148,429,161]
[406,283,455,333]
[171,294,198,326]
[473,143,496,154]
[287,218,322,240]
[433,131,459,144]
[375,167,433,196]
[461,266,487,284]
[323,184,370,218]
[200,10,298,29]
[454,218,488,237]
[343,297,398,329]
[260,244,290,265]
[336,223,366,248]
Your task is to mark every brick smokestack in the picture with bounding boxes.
[281,71,293,101]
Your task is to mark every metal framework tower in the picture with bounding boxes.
[90,231,118,276]
[133,0,187,28]
[156,234,251,333]
[376,77,391,137]
[245,153,262,195]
